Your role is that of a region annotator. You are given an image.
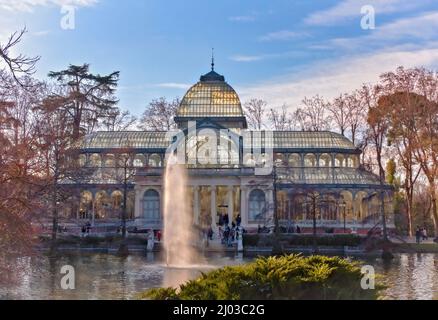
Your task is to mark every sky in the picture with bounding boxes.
[1,0,437,116]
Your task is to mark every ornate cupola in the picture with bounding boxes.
[175,55,247,130]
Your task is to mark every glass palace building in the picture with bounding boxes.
[67,67,394,235]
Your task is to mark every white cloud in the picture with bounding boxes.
[229,15,255,22]
[230,55,264,62]
[327,11,438,50]
[0,0,98,42]
[238,47,438,108]
[230,51,303,63]
[32,30,50,36]
[259,30,305,42]
[305,0,430,26]
[0,0,98,12]
[156,83,191,90]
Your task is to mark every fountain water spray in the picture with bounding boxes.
[163,153,199,267]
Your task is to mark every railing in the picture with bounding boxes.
[137,167,255,176]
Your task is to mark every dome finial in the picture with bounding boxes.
[211,48,215,71]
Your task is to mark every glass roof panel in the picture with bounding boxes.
[244,131,356,150]
[277,167,382,186]
[177,81,244,118]
[74,132,171,150]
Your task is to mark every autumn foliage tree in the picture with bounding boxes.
[0,30,44,283]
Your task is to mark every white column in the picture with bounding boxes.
[194,186,200,225]
[134,189,142,220]
[211,186,217,234]
[227,186,234,225]
[267,188,274,222]
[91,194,96,226]
[240,186,248,226]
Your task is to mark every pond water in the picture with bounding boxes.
[1,252,437,300]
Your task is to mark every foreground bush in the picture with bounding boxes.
[141,255,382,300]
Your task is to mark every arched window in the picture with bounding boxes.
[90,154,101,167]
[143,189,160,221]
[335,154,345,167]
[274,153,286,167]
[148,154,162,167]
[133,154,146,167]
[249,189,266,222]
[78,154,87,167]
[319,153,332,167]
[105,154,115,168]
[346,155,358,168]
[304,154,317,167]
[288,154,301,167]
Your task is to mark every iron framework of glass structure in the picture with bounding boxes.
[64,65,394,232]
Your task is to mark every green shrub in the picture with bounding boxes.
[141,255,383,300]
[80,236,102,246]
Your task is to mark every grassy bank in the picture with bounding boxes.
[140,254,383,300]
[38,235,148,247]
[244,234,364,247]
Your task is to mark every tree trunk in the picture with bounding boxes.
[430,191,438,236]
[312,200,317,253]
[406,197,413,237]
[51,174,59,251]
[406,189,413,237]
[377,155,388,241]
[380,188,388,241]
[122,169,128,238]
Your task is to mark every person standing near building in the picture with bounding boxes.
[236,214,242,227]
[415,227,422,244]
[422,227,428,241]
[223,213,229,227]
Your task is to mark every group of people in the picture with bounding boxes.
[218,212,242,228]
[209,213,243,246]
[219,224,243,247]
[415,226,428,244]
[81,222,92,236]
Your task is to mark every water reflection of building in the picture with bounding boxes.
[63,65,394,235]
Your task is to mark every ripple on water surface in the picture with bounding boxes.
[1,253,437,300]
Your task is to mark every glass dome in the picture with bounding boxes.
[177,70,244,118]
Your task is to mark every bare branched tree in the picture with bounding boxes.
[102,109,137,131]
[0,28,40,86]
[244,98,267,130]
[327,94,350,137]
[294,95,330,131]
[347,91,367,146]
[139,97,178,131]
[268,105,293,131]
[366,84,389,240]
[0,74,46,283]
